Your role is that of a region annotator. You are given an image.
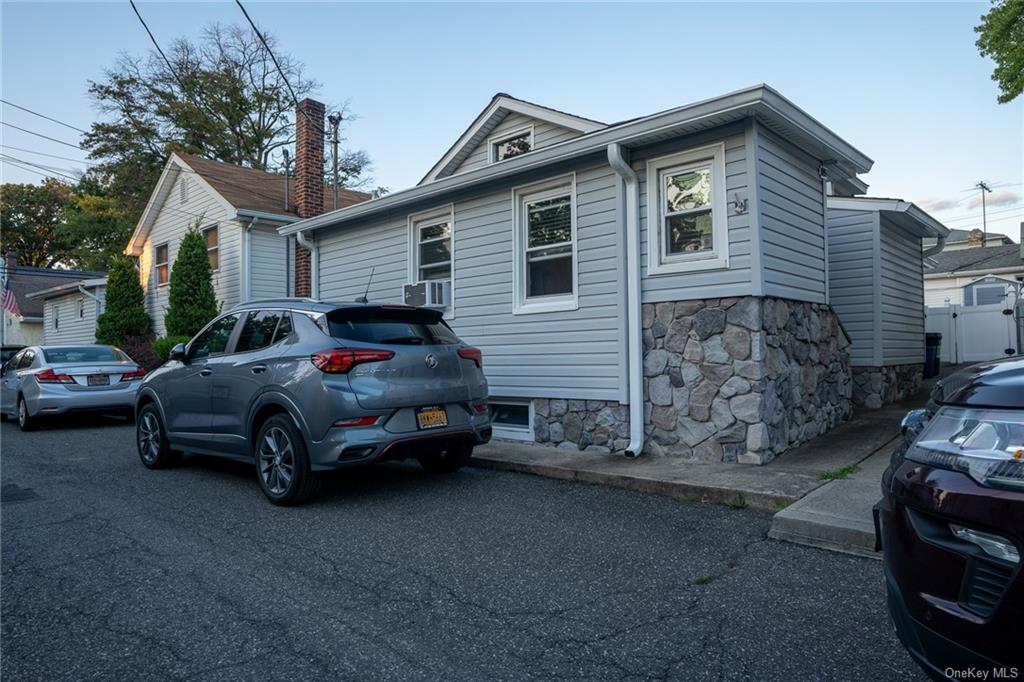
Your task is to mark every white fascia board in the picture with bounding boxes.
[25,277,108,300]
[421,95,607,184]
[285,85,872,238]
[827,197,950,238]
[235,209,300,223]
[924,265,1024,280]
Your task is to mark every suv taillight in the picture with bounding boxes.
[36,368,74,384]
[458,346,483,368]
[120,368,147,382]
[311,349,395,374]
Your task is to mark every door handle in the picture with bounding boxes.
[251,365,267,374]
[199,368,213,377]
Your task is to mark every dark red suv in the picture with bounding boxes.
[879,357,1023,679]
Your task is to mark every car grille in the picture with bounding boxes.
[963,558,1015,617]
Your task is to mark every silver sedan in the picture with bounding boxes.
[0,345,147,431]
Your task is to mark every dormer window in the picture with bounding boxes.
[490,127,533,163]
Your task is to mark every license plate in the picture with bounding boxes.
[87,374,109,386]
[416,406,448,430]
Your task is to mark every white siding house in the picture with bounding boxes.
[280,86,900,465]
[124,153,370,337]
[826,198,949,407]
[27,278,107,345]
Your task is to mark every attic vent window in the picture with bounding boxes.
[491,128,533,163]
[180,178,189,204]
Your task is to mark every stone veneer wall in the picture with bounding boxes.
[530,296,853,465]
[852,364,923,409]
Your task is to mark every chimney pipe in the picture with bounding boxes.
[293,99,325,297]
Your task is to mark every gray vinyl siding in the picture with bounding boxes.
[316,161,624,402]
[636,128,755,302]
[452,112,585,176]
[142,173,237,337]
[827,208,878,366]
[756,125,827,303]
[42,288,105,345]
[248,225,290,300]
[880,215,925,365]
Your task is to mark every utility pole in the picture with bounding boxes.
[976,181,992,245]
[328,112,342,211]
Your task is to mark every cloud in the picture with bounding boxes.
[916,197,961,212]
[967,190,1020,210]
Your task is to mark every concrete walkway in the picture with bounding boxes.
[471,404,907,514]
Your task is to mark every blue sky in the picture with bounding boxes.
[2,1,1022,237]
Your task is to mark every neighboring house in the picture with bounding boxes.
[275,84,908,465]
[0,254,104,346]
[124,151,370,337]
[26,277,107,345]
[923,242,1024,306]
[826,197,949,408]
[923,227,1012,252]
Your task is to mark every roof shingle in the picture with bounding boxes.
[926,244,1023,276]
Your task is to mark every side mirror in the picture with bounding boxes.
[900,409,928,443]
[169,343,187,362]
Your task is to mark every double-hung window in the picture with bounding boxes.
[202,225,219,271]
[646,143,728,275]
[513,176,577,314]
[154,243,169,286]
[408,207,454,312]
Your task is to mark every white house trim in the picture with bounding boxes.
[488,124,535,164]
[511,173,579,315]
[406,204,456,319]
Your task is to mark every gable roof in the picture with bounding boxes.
[0,265,106,320]
[925,244,1023,277]
[420,93,607,184]
[282,84,874,239]
[126,153,372,256]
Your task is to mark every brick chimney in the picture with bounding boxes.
[293,98,325,297]
[967,228,985,247]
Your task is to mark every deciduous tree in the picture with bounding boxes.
[976,0,1024,103]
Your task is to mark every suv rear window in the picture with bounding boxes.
[43,347,127,363]
[326,307,459,346]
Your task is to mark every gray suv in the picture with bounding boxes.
[135,299,491,505]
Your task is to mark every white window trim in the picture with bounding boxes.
[488,124,535,164]
[512,173,579,315]
[406,204,456,319]
[154,241,170,288]
[646,142,729,276]
[78,297,85,318]
[489,399,535,442]
[202,223,220,273]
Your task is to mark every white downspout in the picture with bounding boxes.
[607,143,644,458]
[241,217,258,302]
[922,236,947,258]
[295,229,319,300]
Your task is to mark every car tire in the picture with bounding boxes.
[254,415,320,506]
[17,396,38,432]
[417,442,473,474]
[136,404,181,469]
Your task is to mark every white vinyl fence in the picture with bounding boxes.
[925,293,1021,365]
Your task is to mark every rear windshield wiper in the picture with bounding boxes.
[380,336,425,345]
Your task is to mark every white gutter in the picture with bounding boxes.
[241,217,258,302]
[295,229,319,300]
[607,143,644,459]
[235,209,300,223]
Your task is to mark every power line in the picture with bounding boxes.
[233,0,313,128]
[0,155,79,182]
[0,145,97,166]
[0,99,88,134]
[129,0,192,99]
[1,121,81,149]
[940,204,1023,225]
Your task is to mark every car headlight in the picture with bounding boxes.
[906,406,1024,491]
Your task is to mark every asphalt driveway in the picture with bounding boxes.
[1,418,924,681]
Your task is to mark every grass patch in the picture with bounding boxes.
[819,464,860,481]
[725,494,747,510]
[770,499,791,513]
[693,575,717,586]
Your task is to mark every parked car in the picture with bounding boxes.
[1,344,25,365]
[134,299,492,505]
[879,357,1023,679]
[0,345,147,430]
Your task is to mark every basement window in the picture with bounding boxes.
[490,127,533,163]
[490,401,533,441]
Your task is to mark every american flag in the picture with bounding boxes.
[2,278,20,318]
